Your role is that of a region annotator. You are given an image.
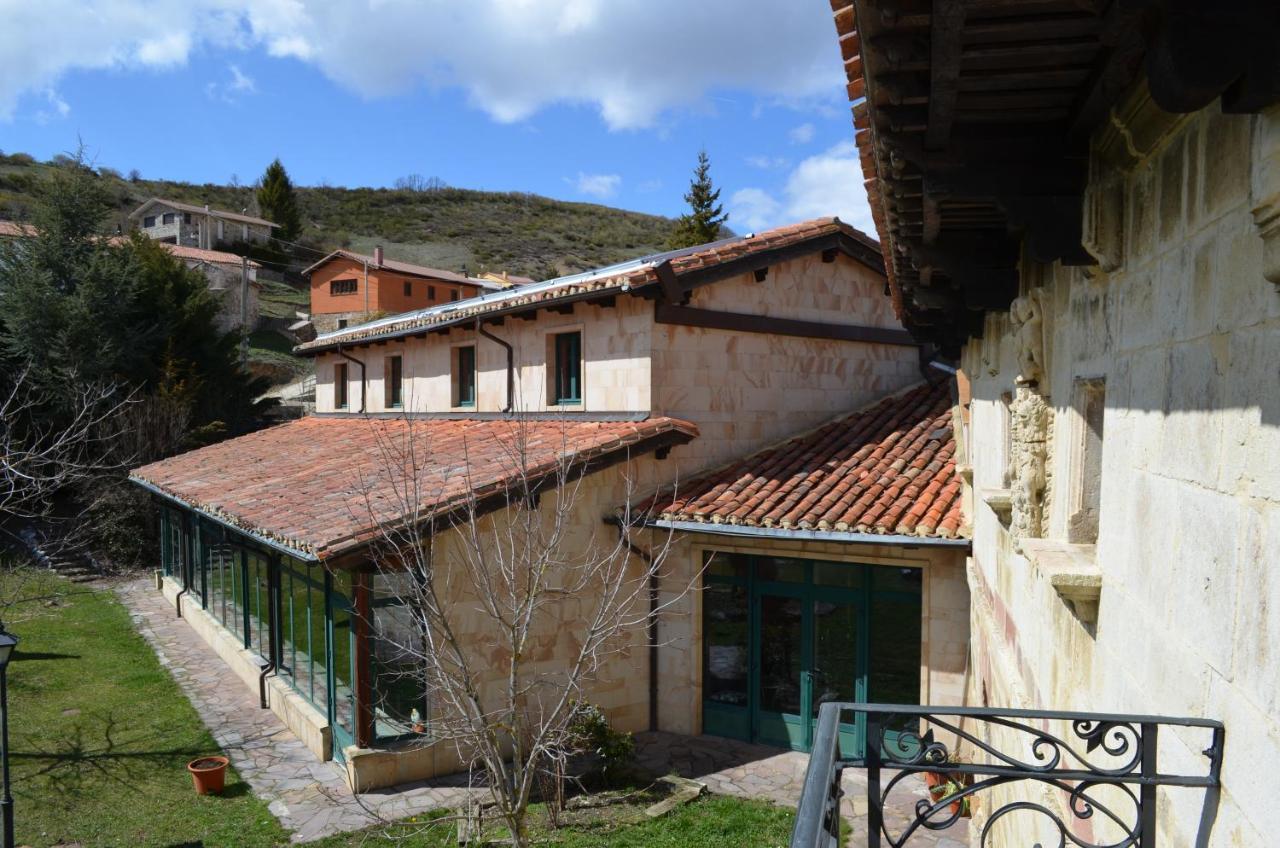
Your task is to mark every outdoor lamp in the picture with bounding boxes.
[0,629,17,669]
[0,622,17,848]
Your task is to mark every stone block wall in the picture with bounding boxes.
[961,92,1280,846]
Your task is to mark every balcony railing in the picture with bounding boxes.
[790,703,1223,848]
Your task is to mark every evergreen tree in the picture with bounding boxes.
[667,148,728,249]
[256,158,302,242]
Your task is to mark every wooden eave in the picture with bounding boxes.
[838,0,1280,356]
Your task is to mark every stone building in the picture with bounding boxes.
[835,1,1280,846]
[165,243,261,333]
[129,198,277,249]
[304,247,498,334]
[129,218,971,791]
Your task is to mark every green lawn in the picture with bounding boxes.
[3,570,800,847]
[310,793,798,848]
[5,571,289,847]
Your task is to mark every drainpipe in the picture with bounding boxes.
[476,319,514,414]
[337,345,367,413]
[259,555,279,710]
[175,512,192,618]
[608,517,660,732]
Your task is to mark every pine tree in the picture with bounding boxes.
[256,158,302,242]
[667,148,728,249]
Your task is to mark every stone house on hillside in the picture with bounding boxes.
[129,218,971,791]
[129,198,277,249]
[304,247,498,334]
[822,2,1280,847]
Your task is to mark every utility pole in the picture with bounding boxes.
[240,256,250,366]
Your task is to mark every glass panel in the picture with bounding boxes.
[702,550,748,580]
[703,583,748,707]
[755,556,805,583]
[372,600,424,739]
[331,598,356,744]
[871,566,923,593]
[245,553,270,658]
[813,561,864,589]
[869,595,922,734]
[278,557,329,714]
[812,600,859,716]
[758,594,803,715]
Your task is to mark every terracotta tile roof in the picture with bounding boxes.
[646,380,964,539]
[297,217,882,355]
[130,415,698,561]
[164,243,262,268]
[300,249,490,286]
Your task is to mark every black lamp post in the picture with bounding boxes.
[0,624,18,848]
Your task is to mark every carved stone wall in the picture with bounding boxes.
[1007,385,1051,542]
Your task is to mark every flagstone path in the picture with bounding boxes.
[118,576,967,845]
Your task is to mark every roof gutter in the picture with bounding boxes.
[130,476,320,562]
[642,518,971,549]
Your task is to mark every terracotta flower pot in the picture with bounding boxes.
[187,756,230,795]
[924,770,971,818]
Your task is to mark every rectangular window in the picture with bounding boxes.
[143,215,156,228]
[1068,377,1106,544]
[335,362,349,409]
[403,280,413,297]
[450,289,459,301]
[330,278,358,296]
[553,331,582,404]
[453,345,476,408]
[385,355,403,409]
[217,220,224,240]
[242,224,248,240]
[162,212,175,225]
[182,213,192,224]
[337,319,348,329]
[428,285,436,300]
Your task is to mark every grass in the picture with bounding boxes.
[4,570,290,847]
[257,278,310,321]
[309,792,798,848]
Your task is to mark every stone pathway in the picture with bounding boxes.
[635,731,969,847]
[117,577,476,842]
[119,576,966,845]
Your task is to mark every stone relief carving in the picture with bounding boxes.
[1008,289,1046,386]
[1008,385,1051,542]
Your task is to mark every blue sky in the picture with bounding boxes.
[0,1,873,233]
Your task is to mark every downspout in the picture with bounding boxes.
[476,319,514,414]
[258,554,280,710]
[608,517,659,732]
[175,512,192,619]
[337,345,367,413]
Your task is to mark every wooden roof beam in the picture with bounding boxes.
[926,0,966,149]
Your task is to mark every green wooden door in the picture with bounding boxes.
[701,552,921,757]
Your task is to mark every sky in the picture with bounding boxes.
[0,0,873,234]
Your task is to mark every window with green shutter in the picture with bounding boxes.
[553,331,582,404]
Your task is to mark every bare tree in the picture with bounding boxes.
[0,366,130,520]
[353,414,687,847]
[393,174,448,193]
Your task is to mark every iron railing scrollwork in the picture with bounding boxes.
[790,703,1223,848]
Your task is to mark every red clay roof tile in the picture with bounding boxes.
[646,381,965,540]
[131,416,697,560]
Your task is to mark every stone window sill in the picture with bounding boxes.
[1021,539,1102,626]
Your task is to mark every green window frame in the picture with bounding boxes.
[553,331,582,404]
[385,355,403,409]
[455,345,476,408]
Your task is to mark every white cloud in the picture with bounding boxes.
[0,1,844,126]
[207,63,257,103]
[34,89,70,125]
[729,141,874,234]
[745,154,789,170]
[571,172,621,199]
[788,122,815,144]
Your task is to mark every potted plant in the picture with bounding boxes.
[924,754,973,818]
[187,755,230,795]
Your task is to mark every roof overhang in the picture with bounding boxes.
[839,0,1280,356]
[641,518,971,549]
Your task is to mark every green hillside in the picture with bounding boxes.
[0,151,677,280]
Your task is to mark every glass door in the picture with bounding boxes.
[753,588,808,749]
[328,572,357,760]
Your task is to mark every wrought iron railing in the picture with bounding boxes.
[790,703,1223,848]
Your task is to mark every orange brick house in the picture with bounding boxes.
[305,247,499,332]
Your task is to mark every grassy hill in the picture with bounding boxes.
[0,151,678,280]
